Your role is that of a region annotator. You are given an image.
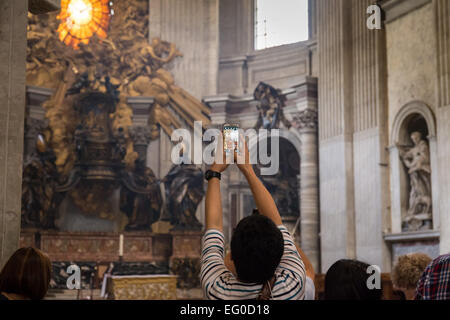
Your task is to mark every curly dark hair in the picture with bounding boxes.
[391,253,432,290]
[230,215,284,284]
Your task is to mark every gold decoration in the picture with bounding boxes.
[57,0,110,49]
[27,0,211,146]
[110,96,138,169]
[40,63,78,175]
[109,275,177,300]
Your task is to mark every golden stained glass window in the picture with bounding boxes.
[57,0,111,49]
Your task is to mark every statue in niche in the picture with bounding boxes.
[162,164,204,231]
[21,133,65,229]
[254,82,291,130]
[398,131,432,231]
[120,160,162,231]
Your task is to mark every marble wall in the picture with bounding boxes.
[318,0,390,272]
[317,0,450,273]
[383,0,450,257]
[386,2,437,134]
[149,0,219,100]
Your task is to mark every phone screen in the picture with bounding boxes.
[223,124,239,154]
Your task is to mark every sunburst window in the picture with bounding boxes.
[57,0,111,49]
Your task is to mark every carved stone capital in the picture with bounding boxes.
[292,109,318,132]
[130,126,151,146]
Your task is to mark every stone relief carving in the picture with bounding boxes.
[292,109,318,131]
[397,131,432,231]
[130,126,151,146]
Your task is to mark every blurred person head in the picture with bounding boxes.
[324,259,383,300]
[0,247,52,300]
[391,253,432,300]
[230,214,283,284]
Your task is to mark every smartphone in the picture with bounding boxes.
[223,123,240,154]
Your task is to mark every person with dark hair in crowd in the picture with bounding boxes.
[391,253,432,300]
[0,247,52,300]
[324,259,383,300]
[415,253,450,300]
[201,138,306,300]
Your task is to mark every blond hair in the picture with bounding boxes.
[391,253,432,290]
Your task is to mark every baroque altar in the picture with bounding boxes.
[22,0,209,297]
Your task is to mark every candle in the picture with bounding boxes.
[119,234,124,257]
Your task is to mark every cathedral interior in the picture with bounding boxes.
[1,0,450,300]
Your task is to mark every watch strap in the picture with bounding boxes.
[205,170,221,181]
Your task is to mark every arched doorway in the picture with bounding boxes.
[243,132,302,235]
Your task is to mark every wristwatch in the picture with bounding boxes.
[205,170,221,181]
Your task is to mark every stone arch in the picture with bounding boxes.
[247,128,302,232]
[391,100,436,145]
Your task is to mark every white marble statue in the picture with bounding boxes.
[397,132,432,229]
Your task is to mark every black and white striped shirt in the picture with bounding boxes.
[200,225,306,300]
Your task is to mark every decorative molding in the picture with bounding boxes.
[384,230,440,242]
[109,275,177,300]
[380,0,432,24]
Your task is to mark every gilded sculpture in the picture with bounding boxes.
[23,0,209,231]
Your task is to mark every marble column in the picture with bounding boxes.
[293,109,320,271]
[0,1,60,268]
[435,0,450,254]
[0,0,28,268]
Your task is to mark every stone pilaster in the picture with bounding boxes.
[434,0,450,254]
[317,0,356,272]
[292,108,320,271]
[0,0,28,268]
[149,0,219,99]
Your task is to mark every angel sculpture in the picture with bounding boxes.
[254,82,291,130]
[162,164,204,231]
[120,160,162,231]
[21,134,64,229]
